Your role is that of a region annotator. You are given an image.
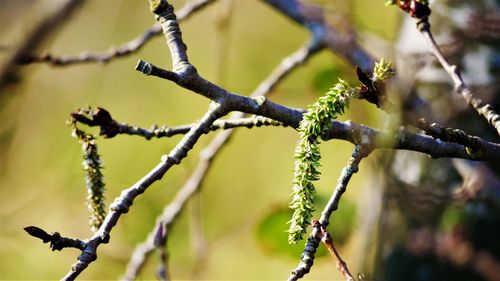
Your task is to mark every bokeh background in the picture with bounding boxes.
[4,0,497,280]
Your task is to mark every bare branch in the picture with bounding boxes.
[71,106,284,139]
[122,38,322,279]
[288,220,355,281]
[318,224,355,281]
[289,146,365,281]
[416,19,500,136]
[18,0,216,67]
[263,0,374,70]
[0,0,84,89]
[320,145,368,226]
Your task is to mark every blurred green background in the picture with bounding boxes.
[0,0,399,279]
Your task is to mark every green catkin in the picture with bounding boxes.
[288,79,357,244]
[288,60,394,243]
[71,125,107,233]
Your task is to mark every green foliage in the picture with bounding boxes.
[70,120,107,233]
[373,58,395,81]
[288,79,358,244]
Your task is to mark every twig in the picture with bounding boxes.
[24,226,86,252]
[58,104,225,280]
[288,146,366,281]
[320,145,369,226]
[288,220,355,281]
[416,19,500,137]
[153,223,169,281]
[318,223,355,281]
[288,221,322,281]
[0,0,84,89]
[263,0,373,70]
[17,0,216,67]
[71,107,284,139]
[416,118,484,154]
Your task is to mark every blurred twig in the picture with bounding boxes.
[416,18,500,136]
[0,0,84,90]
[18,0,216,67]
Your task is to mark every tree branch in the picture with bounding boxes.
[0,0,84,89]
[416,19,500,137]
[71,106,284,139]
[320,145,368,226]
[122,37,322,280]
[289,146,365,281]
[17,0,216,67]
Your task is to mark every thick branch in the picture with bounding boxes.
[324,121,500,162]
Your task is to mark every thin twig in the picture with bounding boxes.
[320,145,369,226]
[24,226,87,252]
[0,0,84,89]
[71,107,284,139]
[263,0,373,70]
[288,146,366,281]
[318,223,355,281]
[416,19,500,136]
[19,0,216,66]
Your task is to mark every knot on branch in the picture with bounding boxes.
[110,194,133,214]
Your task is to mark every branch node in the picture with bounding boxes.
[252,95,266,108]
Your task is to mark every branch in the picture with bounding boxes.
[288,146,365,281]
[320,145,368,226]
[58,104,225,280]
[71,107,284,139]
[0,0,84,89]
[262,0,374,70]
[318,223,355,281]
[18,0,216,66]
[323,121,500,162]
[122,36,322,280]
[416,19,500,137]
[416,118,485,154]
